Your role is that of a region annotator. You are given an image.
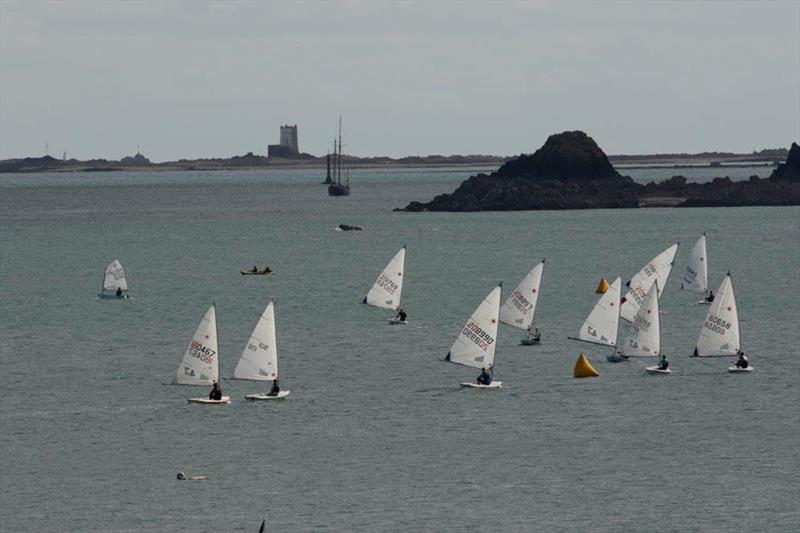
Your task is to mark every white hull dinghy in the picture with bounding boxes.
[233,301,290,400]
[460,381,503,389]
[364,246,407,324]
[499,260,545,346]
[615,282,662,365]
[98,259,130,299]
[692,273,751,373]
[445,284,504,389]
[174,304,229,404]
[727,366,754,373]
[645,366,672,375]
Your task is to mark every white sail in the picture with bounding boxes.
[681,234,708,293]
[233,301,278,381]
[575,277,622,347]
[102,259,128,293]
[364,246,405,311]
[619,282,660,357]
[694,273,741,357]
[174,304,219,385]
[499,260,544,331]
[446,285,502,369]
[620,243,678,322]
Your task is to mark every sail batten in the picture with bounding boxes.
[620,243,678,322]
[365,247,406,311]
[499,260,544,331]
[446,285,502,370]
[174,304,219,386]
[233,301,279,381]
[694,274,740,357]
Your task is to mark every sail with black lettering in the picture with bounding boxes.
[694,273,740,357]
[364,246,405,311]
[573,277,622,347]
[681,234,708,293]
[619,282,660,357]
[174,304,219,385]
[100,259,128,296]
[233,301,278,381]
[445,285,502,369]
[499,260,544,331]
[620,243,678,322]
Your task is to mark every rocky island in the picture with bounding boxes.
[399,132,800,211]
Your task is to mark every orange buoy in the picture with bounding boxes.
[574,352,599,378]
[595,278,610,294]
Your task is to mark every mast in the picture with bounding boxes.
[337,116,342,186]
[326,150,331,181]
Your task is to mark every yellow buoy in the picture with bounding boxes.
[595,277,610,294]
[574,353,599,378]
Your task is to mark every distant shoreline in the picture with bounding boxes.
[0,151,785,174]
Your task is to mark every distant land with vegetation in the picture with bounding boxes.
[0,146,789,174]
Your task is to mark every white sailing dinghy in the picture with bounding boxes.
[98,259,129,299]
[620,243,678,323]
[618,282,670,374]
[363,246,407,324]
[234,301,290,400]
[691,273,751,372]
[681,234,711,303]
[499,259,545,345]
[570,277,622,361]
[446,284,503,389]
[174,304,230,404]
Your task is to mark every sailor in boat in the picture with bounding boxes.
[209,381,223,401]
[476,367,492,385]
[262,266,273,274]
[734,351,749,369]
[529,326,541,342]
[268,379,281,397]
[115,287,123,298]
[657,354,669,371]
[705,290,715,303]
[251,266,258,273]
[394,308,407,322]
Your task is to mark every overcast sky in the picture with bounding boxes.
[1,1,798,161]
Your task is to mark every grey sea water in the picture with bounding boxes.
[1,167,798,532]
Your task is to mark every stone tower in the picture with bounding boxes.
[279,125,299,154]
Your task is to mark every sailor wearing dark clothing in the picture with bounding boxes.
[268,379,281,396]
[396,308,407,322]
[735,351,749,368]
[657,354,669,370]
[209,382,222,400]
[705,290,715,303]
[251,266,258,273]
[116,287,123,298]
[477,367,492,385]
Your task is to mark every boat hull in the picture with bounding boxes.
[98,293,129,299]
[388,318,407,326]
[188,396,231,404]
[328,184,350,196]
[519,337,541,346]
[645,366,671,375]
[727,366,753,373]
[607,354,629,363]
[245,391,291,400]
[240,271,273,275]
[461,381,503,389]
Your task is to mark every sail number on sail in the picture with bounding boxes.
[189,340,216,364]
[247,342,269,352]
[705,314,732,336]
[509,290,533,314]
[375,273,399,295]
[108,267,124,280]
[462,320,495,351]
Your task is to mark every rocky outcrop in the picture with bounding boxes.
[768,142,800,181]
[399,134,800,211]
[401,131,640,211]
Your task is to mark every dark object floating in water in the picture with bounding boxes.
[241,267,274,275]
[335,224,362,231]
[177,471,208,481]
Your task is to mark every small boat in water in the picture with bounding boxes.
[174,304,230,404]
[620,243,678,323]
[241,267,274,275]
[499,259,545,345]
[234,301,290,400]
[446,284,504,389]
[569,277,622,361]
[98,259,129,299]
[363,246,407,324]
[328,117,351,196]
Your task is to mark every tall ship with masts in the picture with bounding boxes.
[328,117,351,196]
